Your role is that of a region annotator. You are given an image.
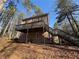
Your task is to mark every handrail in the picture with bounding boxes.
[44,24,79,46]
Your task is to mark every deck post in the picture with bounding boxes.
[43,22,45,45]
[26,29,28,43]
[36,32,38,43]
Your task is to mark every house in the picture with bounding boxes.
[15,14,54,44]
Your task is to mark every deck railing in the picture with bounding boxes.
[15,21,44,30]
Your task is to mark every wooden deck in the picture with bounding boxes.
[15,21,44,32]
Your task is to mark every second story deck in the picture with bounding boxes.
[15,14,49,32]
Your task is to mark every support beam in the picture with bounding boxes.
[26,29,29,43]
[36,32,38,43]
[43,24,45,44]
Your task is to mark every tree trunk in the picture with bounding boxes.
[66,14,77,36]
[70,13,79,32]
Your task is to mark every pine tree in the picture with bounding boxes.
[56,0,79,37]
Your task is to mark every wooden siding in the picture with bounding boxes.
[22,14,48,21]
[22,16,48,24]
[22,14,48,25]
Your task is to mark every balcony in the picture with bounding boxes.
[15,21,44,31]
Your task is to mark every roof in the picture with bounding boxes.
[22,13,48,21]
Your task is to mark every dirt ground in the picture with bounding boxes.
[0,43,79,59]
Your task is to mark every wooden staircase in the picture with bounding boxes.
[44,24,79,47]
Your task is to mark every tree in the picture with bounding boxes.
[54,21,58,29]
[22,0,43,15]
[0,0,16,37]
[0,0,43,38]
[56,0,79,37]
